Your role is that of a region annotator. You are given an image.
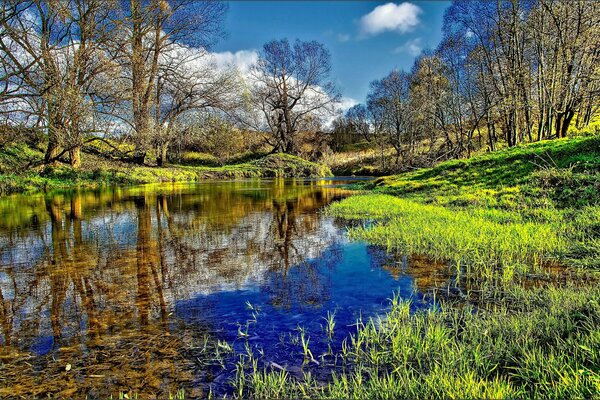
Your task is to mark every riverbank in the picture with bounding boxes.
[0,144,332,195]
[234,134,600,398]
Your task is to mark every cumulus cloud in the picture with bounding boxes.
[339,96,359,112]
[392,38,422,56]
[360,2,422,37]
[210,49,259,74]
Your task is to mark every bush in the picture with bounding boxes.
[177,151,221,167]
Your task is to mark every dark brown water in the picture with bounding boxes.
[0,179,449,398]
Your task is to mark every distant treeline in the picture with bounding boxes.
[333,0,599,168]
[1,0,598,172]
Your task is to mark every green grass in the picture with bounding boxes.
[364,135,600,209]
[233,286,600,399]
[0,146,332,195]
[176,151,221,167]
[328,195,570,280]
[327,135,600,274]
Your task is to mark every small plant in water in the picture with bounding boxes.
[296,326,316,364]
[245,301,261,323]
[237,322,250,338]
[323,310,336,341]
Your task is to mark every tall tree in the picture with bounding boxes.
[0,0,118,166]
[247,38,340,154]
[152,48,240,166]
[114,0,227,164]
[367,70,412,166]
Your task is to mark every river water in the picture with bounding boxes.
[0,178,449,398]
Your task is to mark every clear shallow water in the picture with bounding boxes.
[0,178,449,397]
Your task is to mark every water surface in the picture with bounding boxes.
[0,179,449,397]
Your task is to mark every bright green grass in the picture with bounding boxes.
[328,194,570,279]
[365,135,600,209]
[234,286,600,399]
[327,135,600,273]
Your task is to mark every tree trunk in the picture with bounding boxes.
[45,141,61,164]
[156,144,168,167]
[69,146,81,169]
[555,110,574,138]
[132,151,146,165]
[45,124,61,164]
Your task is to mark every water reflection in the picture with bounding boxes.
[0,179,449,397]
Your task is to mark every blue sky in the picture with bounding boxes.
[213,1,451,105]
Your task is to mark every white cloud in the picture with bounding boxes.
[360,2,422,37]
[339,97,358,112]
[322,96,358,128]
[210,50,259,74]
[392,38,422,56]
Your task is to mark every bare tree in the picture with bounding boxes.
[247,38,340,154]
[152,47,241,166]
[410,54,452,157]
[534,0,600,138]
[367,70,412,166]
[345,104,373,142]
[0,0,118,167]
[112,0,227,164]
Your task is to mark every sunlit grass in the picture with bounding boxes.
[0,148,332,195]
[328,194,570,278]
[233,286,600,399]
[365,135,600,209]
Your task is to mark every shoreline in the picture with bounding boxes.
[0,152,333,196]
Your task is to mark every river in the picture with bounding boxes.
[0,178,449,398]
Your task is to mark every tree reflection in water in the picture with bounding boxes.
[0,179,448,397]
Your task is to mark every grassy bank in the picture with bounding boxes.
[234,286,600,399]
[235,134,600,398]
[364,135,600,208]
[0,143,332,195]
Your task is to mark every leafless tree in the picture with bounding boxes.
[367,70,412,166]
[152,47,241,165]
[111,0,227,164]
[246,38,340,154]
[0,0,119,167]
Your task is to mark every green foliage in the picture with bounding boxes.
[251,153,332,178]
[177,151,221,167]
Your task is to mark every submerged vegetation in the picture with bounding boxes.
[233,287,600,399]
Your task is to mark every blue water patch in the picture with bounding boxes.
[175,239,432,392]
